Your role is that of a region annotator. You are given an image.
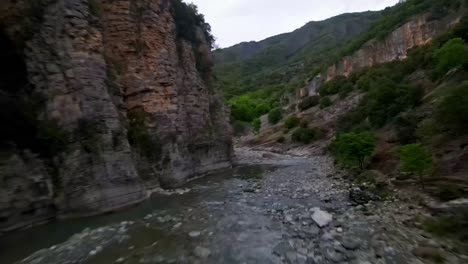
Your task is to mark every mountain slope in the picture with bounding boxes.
[213,11,382,100]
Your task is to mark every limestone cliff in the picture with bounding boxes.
[0,0,232,231]
[325,14,461,82]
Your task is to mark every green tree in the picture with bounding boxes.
[331,132,376,170]
[399,144,433,189]
[252,118,261,134]
[436,84,468,134]
[434,38,467,77]
[268,108,283,124]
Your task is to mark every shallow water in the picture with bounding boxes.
[0,165,280,264]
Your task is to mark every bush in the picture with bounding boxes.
[285,116,300,129]
[127,111,160,159]
[252,118,261,134]
[331,132,376,170]
[276,136,286,143]
[399,144,433,189]
[395,112,421,145]
[292,128,315,144]
[437,184,464,202]
[319,76,352,96]
[298,95,320,111]
[436,84,468,134]
[434,38,467,77]
[319,96,332,109]
[268,108,283,124]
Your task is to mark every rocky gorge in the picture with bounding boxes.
[0,0,232,232]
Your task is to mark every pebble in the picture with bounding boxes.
[194,246,211,258]
[189,231,202,238]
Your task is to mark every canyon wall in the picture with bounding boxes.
[325,14,461,82]
[0,0,232,231]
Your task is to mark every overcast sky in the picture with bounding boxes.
[187,0,400,48]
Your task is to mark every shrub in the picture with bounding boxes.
[88,0,102,17]
[437,184,464,202]
[276,136,286,143]
[434,38,467,77]
[399,144,433,189]
[319,76,352,96]
[436,84,468,134]
[298,95,320,111]
[395,112,421,145]
[331,132,376,170]
[292,128,315,144]
[252,118,261,134]
[127,111,160,159]
[268,108,283,124]
[319,96,332,109]
[285,116,300,129]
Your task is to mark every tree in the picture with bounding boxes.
[399,144,433,190]
[331,132,376,170]
[268,108,283,124]
[434,38,467,77]
[436,84,468,134]
[252,118,261,134]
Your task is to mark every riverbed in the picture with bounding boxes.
[1,149,463,264]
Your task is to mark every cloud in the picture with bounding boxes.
[187,0,399,48]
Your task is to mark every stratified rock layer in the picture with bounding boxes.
[0,0,232,231]
[325,14,461,81]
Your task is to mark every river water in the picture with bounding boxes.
[0,164,289,264]
[1,150,432,264]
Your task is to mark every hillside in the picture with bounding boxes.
[213,11,382,101]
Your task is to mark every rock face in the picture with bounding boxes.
[0,0,232,231]
[325,14,461,82]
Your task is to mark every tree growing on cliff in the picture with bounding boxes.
[434,38,467,77]
[399,144,433,190]
[331,132,376,170]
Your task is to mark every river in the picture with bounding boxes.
[0,149,452,264]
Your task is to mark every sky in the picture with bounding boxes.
[187,0,400,48]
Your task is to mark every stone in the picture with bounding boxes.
[325,248,345,263]
[341,237,362,250]
[189,231,202,238]
[312,209,333,228]
[273,242,293,256]
[194,246,211,258]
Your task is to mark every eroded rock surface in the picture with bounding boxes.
[0,0,232,231]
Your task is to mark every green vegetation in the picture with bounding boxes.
[319,76,353,96]
[88,0,102,17]
[268,108,283,124]
[319,96,332,109]
[171,0,215,77]
[298,96,320,111]
[127,111,161,159]
[339,0,465,58]
[399,144,433,189]
[435,83,468,134]
[424,213,468,250]
[434,38,468,77]
[252,118,261,134]
[331,132,376,170]
[284,116,300,129]
[229,96,270,122]
[292,128,316,144]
